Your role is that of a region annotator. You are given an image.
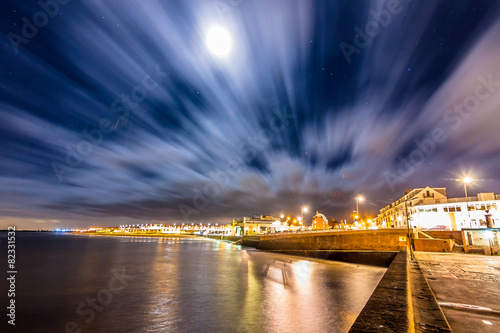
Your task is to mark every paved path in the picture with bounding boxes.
[415,252,500,333]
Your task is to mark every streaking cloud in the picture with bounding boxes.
[1,0,500,229]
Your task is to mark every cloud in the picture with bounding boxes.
[1,0,500,229]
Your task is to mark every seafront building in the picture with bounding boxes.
[312,211,329,230]
[378,187,500,230]
[233,215,289,235]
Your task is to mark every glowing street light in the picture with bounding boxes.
[301,207,308,227]
[356,196,364,216]
[463,177,472,200]
[463,176,473,228]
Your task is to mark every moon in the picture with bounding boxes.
[206,26,232,57]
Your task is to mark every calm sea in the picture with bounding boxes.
[1,232,385,333]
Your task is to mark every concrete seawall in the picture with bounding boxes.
[243,229,410,251]
[349,248,413,332]
[206,235,242,242]
[349,248,452,332]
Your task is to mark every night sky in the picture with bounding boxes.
[2,0,500,229]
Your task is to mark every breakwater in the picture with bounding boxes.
[242,229,410,251]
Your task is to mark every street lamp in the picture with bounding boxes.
[463,177,472,228]
[463,177,471,199]
[302,207,308,228]
[356,196,364,216]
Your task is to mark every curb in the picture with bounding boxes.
[349,248,452,332]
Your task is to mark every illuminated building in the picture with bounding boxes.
[378,187,500,230]
[236,215,288,235]
[312,211,329,230]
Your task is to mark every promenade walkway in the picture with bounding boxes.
[415,252,500,333]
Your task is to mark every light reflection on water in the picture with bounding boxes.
[11,233,385,333]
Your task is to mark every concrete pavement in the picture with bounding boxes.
[415,252,500,333]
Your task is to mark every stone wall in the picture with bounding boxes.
[247,229,410,251]
[414,238,455,252]
[349,248,412,332]
[425,230,463,245]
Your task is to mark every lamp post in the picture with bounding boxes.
[404,194,415,259]
[356,196,364,217]
[463,177,472,228]
[302,207,308,229]
[404,194,410,229]
[463,177,471,201]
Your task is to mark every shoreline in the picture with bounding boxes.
[72,231,206,239]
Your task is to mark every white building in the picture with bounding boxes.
[378,187,500,230]
[236,215,288,235]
